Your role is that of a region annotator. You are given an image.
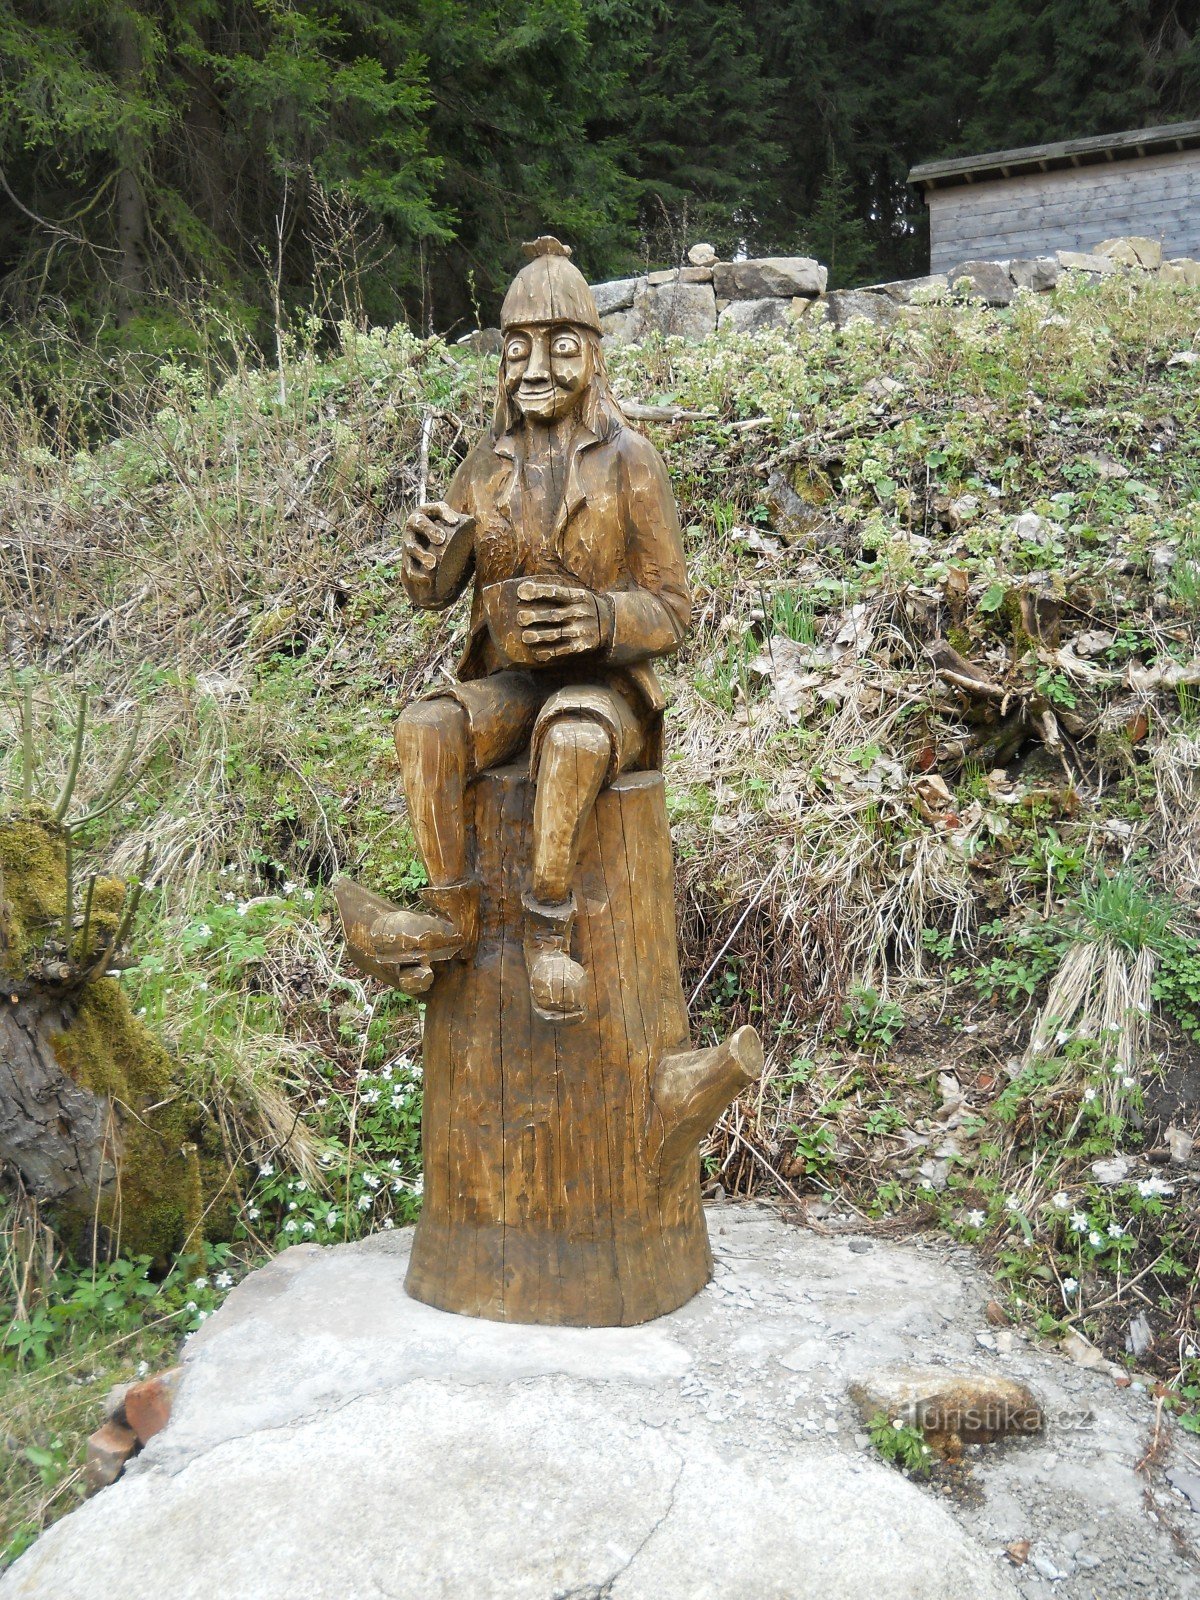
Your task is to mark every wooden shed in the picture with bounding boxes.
[909,121,1200,272]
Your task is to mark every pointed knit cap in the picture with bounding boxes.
[500,237,601,333]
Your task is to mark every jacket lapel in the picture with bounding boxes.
[553,422,601,549]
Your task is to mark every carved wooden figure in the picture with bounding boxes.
[335,237,761,1325]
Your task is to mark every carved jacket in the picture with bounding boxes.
[414,416,693,727]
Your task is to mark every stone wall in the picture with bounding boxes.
[595,237,1200,343]
[453,235,1200,354]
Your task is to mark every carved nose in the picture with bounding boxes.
[524,338,551,381]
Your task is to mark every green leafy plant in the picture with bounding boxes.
[867,1412,934,1477]
[836,985,905,1051]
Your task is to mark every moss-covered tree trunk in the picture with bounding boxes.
[0,814,214,1258]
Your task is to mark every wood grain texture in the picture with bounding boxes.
[405,764,760,1325]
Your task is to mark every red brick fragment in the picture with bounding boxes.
[123,1366,183,1445]
[85,1420,137,1494]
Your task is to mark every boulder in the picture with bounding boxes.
[1056,249,1117,276]
[1095,236,1163,270]
[859,274,948,303]
[714,256,827,300]
[1009,256,1060,292]
[718,297,794,334]
[632,277,717,341]
[848,1368,1043,1449]
[6,1204,1192,1600]
[454,327,503,355]
[825,289,900,329]
[1160,258,1200,288]
[947,259,1013,305]
[600,307,641,344]
[687,242,718,267]
[591,276,643,316]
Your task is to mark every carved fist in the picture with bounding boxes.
[515,580,613,662]
[402,501,455,595]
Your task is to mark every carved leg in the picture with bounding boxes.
[524,717,611,1024]
[342,701,478,995]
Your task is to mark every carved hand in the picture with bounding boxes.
[402,501,455,594]
[515,580,613,662]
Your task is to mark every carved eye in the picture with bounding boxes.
[506,338,530,362]
[551,333,580,358]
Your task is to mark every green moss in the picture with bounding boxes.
[0,812,234,1260]
[0,813,68,973]
[48,981,233,1259]
[50,978,170,1098]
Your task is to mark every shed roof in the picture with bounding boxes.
[909,120,1200,191]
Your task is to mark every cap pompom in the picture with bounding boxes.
[521,235,573,261]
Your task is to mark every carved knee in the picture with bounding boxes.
[539,715,612,771]
[395,698,467,764]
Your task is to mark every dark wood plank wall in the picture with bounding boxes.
[927,148,1200,270]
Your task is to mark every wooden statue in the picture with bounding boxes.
[335,237,761,1325]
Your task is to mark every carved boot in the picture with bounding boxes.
[522,890,588,1025]
[334,877,478,996]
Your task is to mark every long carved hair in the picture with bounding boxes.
[491,327,628,442]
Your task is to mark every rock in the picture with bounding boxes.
[124,1368,183,1445]
[792,295,833,324]
[600,306,641,345]
[9,1204,1192,1600]
[84,1420,138,1495]
[824,290,900,329]
[713,256,827,300]
[848,1368,1043,1446]
[1095,236,1162,270]
[859,275,947,303]
[645,265,713,286]
[688,242,717,267]
[718,297,794,334]
[591,276,643,316]
[947,259,1014,305]
[1159,258,1200,288]
[104,1382,132,1424]
[632,277,717,341]
[1167,1466,1200,1512]
[1009,256,1060,292]
[454,327,503,355]
[1056,250,1117,276]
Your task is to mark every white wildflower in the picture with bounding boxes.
[1069,1211,1089,1233]
[966,1209,986,1228]
[259,1161,274,1178]
[1137,1177,1172,1198]
[1050,1191,1070,1212]
[382,1218,395,1230]
[1088,1231,1104,1248]
[283,1218,298,1233]
[356,1195,372,1212]
[1107,1222,1125,1239]
[247,1205,261,1221]
[192,1276,208,1290]
[214,1271,233,1290]
[1061,1277,1078,1298]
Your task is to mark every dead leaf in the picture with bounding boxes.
[1005,1540,1031,1567]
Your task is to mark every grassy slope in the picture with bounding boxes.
[2,275,1200,1553]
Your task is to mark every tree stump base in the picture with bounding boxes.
[405,765,761,1327]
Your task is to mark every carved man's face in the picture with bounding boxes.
[503,322,594,423]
